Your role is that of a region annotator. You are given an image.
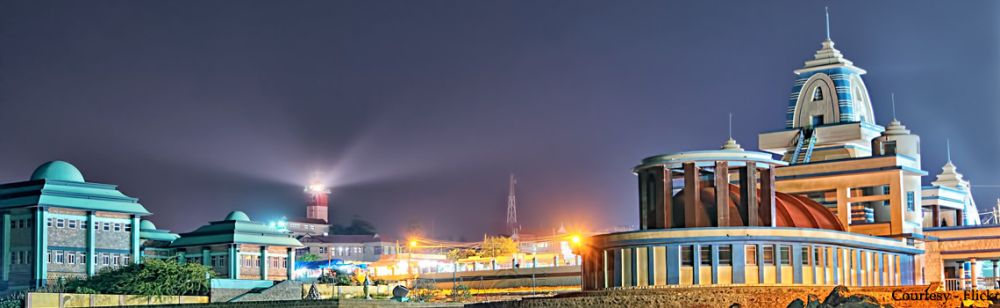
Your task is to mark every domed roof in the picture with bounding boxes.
[139,220,157,231]
[670,185,845,231]
[30,161,85,182]
[224,211,251,222]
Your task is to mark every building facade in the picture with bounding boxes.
[170,211,302,281]
[0,161,149,291]
[298,234,400,263]
[581,23,994,290]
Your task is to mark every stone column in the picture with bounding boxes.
[740,166,758,226]
[932,204,941,227]
[2,212,9,282]
[971,258,979,289]
[715,162,730,227]
[260,246,268,281]
[287,248,296,281]
[683,163,706,227]
[86,212,96,276]
[960,261,967,289]
[130,216,140,264]
[760,167,776,227]
[33,207,48,288]
[229,245,239,279]
[661,167,673,229]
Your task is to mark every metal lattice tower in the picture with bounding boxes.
[506,174,518,236]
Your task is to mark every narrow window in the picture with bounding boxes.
[103,222,110,231]
[746,246,757,265]
[68,220,77,229]
[812,87,824,101]
[125,224,131,232]
[906,192,915,212]
[56,219,64,228]
[811,115,824,127]
[68,253,75,264]
[763,246,775,265]
[681,246,694,266]
[700,246,712,266]
[719,246,732,266]
[47,218,52,227]
[779,246,791,265]
[113,223,121,232]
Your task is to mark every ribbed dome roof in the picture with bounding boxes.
[670,185,845,231]
[140,220,157,231]
[224,211,251,222]
[30,161,85,182]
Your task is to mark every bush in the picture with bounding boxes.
[65,259,213,296]
[0,291,25,308]
[410,279,437,302]
[451,284,471,301]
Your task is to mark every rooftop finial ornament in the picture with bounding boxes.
[947,139,953,163]
[728,112,733,140]
[721,113,744,151]
[891,92,897,121]
[825,6,831,40]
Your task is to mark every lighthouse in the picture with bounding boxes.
[305,181,330,223]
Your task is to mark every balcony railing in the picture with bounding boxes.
[944,278,1000,291]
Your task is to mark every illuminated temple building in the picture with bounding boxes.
[580,28,998,290]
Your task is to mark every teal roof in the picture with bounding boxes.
[31,161,85,182]
[0,161,150,215]
[171,212,302,248]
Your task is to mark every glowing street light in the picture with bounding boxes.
[570,234,582,246]
[409,240,418,247]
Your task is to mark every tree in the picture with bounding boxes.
[330,215,377,235]
[66,259,213,296]
[298,253,321,262]
[446,249,477,262]
[479,236,518,258]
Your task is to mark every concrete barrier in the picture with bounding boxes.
[301,283,402,299]
[25,292,208,307]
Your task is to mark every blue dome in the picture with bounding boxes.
[30,161,85,182]
[224,211,251,222]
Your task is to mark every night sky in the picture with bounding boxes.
[1,1,998,239]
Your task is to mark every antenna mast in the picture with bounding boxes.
[506,174,518,236]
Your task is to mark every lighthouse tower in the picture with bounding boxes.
[305,181,330,223]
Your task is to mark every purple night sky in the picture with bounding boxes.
[1,1,998,239]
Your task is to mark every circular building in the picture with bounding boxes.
[579,140,921,289]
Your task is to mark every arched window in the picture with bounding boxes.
[812,87,824,101]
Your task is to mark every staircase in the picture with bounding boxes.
[227,280,303,302]
[789,129,817,164]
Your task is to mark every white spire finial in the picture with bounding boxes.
[825,6,831,40]
[947,139,952,162]
[891,92,897,121]
[728,113,733,139]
